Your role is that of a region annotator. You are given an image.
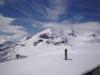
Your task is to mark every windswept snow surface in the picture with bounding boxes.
[0,54,100,75]
[0,28,100,75]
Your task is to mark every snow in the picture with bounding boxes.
[0,53,100,75]
[0,28,100,75]
[14,28,100,55]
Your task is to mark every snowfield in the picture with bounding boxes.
[0,53,100,75]
[0,28,100,75]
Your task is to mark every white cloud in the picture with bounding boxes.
[0,15,28,42]
[41,21,100,36]
[0,0,4,5]
[72,22,100,35]
[46,0,67,21]
[0,35,7,44]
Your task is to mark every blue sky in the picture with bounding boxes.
[0,0,100,43]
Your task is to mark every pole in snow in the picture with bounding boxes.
[64,49,72,60]
[65,49,68,60]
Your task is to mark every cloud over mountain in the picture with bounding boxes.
[0,15,28,43]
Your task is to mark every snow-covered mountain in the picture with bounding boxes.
[0,41,17,62]
[0,27,100,62]
[0,27,100,75]
[14,27,77,56]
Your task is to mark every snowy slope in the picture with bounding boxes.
[14,27,100,56]
[0,53,100,75]
[0,41,17,62]
[0,27,100,61]
[0,27,100,75]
